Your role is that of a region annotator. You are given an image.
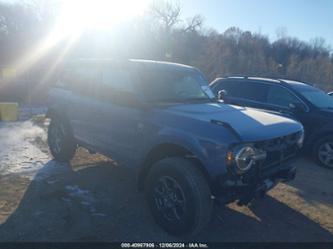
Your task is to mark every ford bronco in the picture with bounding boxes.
[47,59,304,236]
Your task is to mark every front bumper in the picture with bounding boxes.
[214,162,296,205]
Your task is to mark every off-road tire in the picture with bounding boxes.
[145,157,213,237]
[48,117,77,162]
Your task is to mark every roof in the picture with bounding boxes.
[213,76,311,87]
[62,58,197,72]
[129,59,197,72]
[278,79,310,87]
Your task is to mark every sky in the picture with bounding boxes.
[180,0,333,47]
[2,0,333,48]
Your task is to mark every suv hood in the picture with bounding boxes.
[164,103,303,141]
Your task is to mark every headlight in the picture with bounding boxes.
[226,145,267,174]
[235,146,256,172]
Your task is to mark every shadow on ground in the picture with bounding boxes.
[286,157,333,207]
[0,159,332,242]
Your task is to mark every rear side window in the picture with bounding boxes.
[60,65,102,98]
[240,82,269,102]
[101,67,134,93]
[213,80,269,103]
[97,65,136,105]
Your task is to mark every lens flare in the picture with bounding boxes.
[7,0,150,86]
[57,0,150,35]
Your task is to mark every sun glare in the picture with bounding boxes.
[56,0,150,37]
[9,0,151,83]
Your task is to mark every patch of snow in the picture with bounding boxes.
[19,106,47,121]
[61,197,71,202]
[0,121,50,179]
[65,185,92,199]
[46,179,59,184]
[34,211,44,216]
[61,197,71,203]
[65,185,105,216]
[65,185,96,212]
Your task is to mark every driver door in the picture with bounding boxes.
[265,85,316,133]
[93,64,144,166]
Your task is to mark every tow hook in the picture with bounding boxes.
[263,179,274,190]
[255,179,274,198]
[237,179,275,206]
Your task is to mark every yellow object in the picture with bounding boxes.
[0,102,18,121]
[2,68,17,79]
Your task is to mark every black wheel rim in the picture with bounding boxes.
[50,123,65,154]
[153,176,187,222]
[318,142,333,168]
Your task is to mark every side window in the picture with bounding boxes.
[101,67,134,93]
[57,68,73,89]
[215,80,269,103]
[61,65,101,98]
[240,82,269,103]
[267,85,301,108]
[213,81,242,97]
[99,66,136,105]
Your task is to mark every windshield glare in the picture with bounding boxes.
[296,86,333,109]
[139,69,214,103]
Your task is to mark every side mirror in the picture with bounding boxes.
[289,102,306,112]
[218,90,228,101]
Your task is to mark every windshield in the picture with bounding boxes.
[139,69,215,103]
[295,86,333,109]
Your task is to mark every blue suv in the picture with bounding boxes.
[211,77,333,169]
[47,60,303,236]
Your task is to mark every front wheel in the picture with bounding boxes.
[313,136,333,169]
[145,157,213,237]
[48,117,77,162]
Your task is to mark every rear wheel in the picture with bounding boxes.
[48,117,77,162]
[145,157,213,237]
[313,136,333,169]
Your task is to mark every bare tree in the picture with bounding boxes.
[276,26,288,40]
[149,0,181,33]
[183,15,204,33]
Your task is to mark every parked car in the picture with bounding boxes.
[210,76,333,169]
[47,60,303,236]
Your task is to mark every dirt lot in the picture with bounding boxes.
[0,120,332,242]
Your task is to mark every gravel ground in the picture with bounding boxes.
[0,120,332,242]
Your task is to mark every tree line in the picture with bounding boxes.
[0,0,332,104]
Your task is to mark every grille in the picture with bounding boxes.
[254,131,301,171]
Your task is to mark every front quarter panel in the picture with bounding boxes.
[139,109,241,177]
